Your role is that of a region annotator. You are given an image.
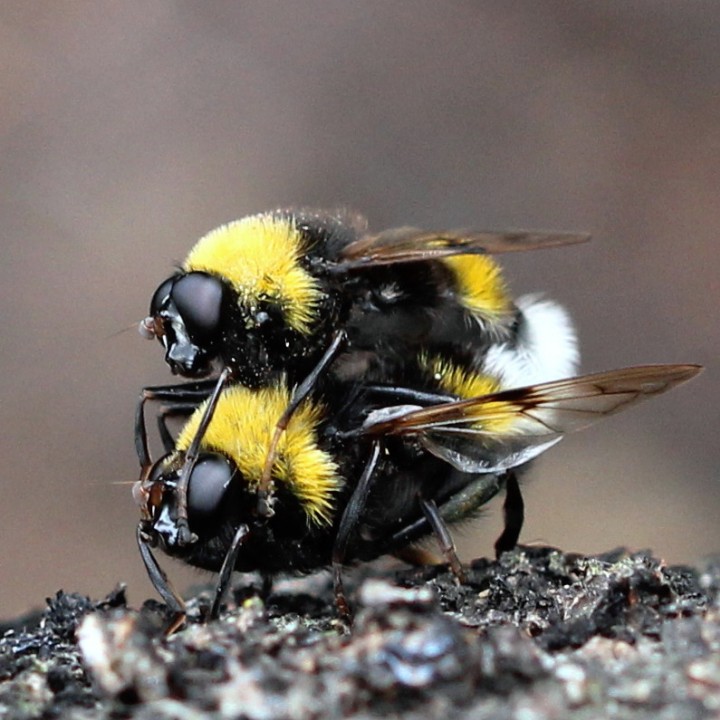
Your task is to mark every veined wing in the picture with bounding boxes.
[338,226,590,269]
[361,364,701,473]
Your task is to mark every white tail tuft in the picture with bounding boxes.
[483,295,579,389]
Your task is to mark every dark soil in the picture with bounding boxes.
[2,547,720,719]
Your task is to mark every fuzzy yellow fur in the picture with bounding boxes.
[175,383,342,526]
[420,354,500,399]
[419,354,518,433]
[441,255,511,321]
[184,214,323,333]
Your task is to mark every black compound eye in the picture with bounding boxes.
[187,453,234,520]
[171,272,224,342]
[149,277,176,316]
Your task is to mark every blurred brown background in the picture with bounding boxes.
[1,2,718,617]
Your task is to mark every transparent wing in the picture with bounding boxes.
[338,226,590,269]
[361,364,701,473]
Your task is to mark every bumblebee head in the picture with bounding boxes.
[140,271,226,377]
[133,450,237,553]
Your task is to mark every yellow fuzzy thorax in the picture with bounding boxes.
[184,214,323,334]
[419,354,516,433]
[441,255,512,321]
[175,383,343,526]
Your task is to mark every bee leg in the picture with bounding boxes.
[418,498,466,583]
[136,524,186,633]
[259,573,273,599]
[134,379,217,466]
[172,368,231,545]
[147,372,228,471]
[156,404,199,453]
[362,385,456,405]
[135,391,153,470]
[331,440,382,621]
[379,474,504,553]
[209,524,250,620]
[493,470,524,557]
[257,330,347,517]
[140,378,218,402]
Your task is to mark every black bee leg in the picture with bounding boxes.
[331,440,382,621]
[172,368,231,546]
[257,330,347,517]
[381,474,504,553]
[135,392,153,470]
[494,470,524,557]
[140,378,219,403]
[418,497,466,583]
[209,524,250,620]
[135,379,220,465]
[362,385,456,405]
[260,573,273,600]
[156,404,199,453]
[136,524,187,633]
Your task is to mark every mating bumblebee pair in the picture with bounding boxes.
[133,209,700,623]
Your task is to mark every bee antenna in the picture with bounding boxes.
[104,321,147,341]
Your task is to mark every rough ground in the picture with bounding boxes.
[2,547,720,719]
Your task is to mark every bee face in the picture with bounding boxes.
[142,275,330,388]
[134,451,237,555]
[142,272,226,377]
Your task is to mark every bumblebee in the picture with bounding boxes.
[133,362,701,623]
[139,209,587,390]
[139,210,585,501]
[138,277,581,546]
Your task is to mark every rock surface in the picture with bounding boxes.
[2,547,720,719]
